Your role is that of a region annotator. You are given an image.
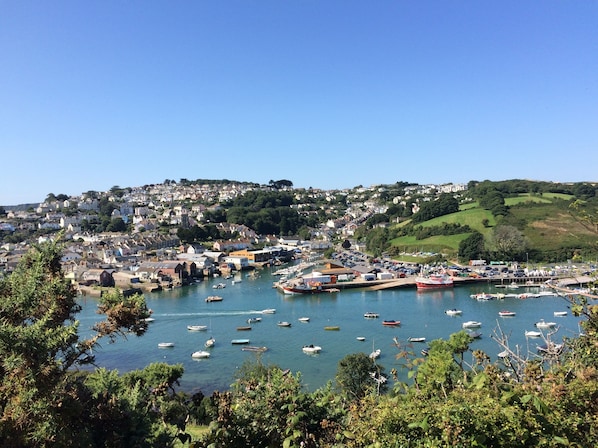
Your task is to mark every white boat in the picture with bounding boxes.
[364,312,379,318]
[231,339,250,345]
[416,273,453,290]
[247,317,262,324]
[277,321,292,327]
[302,344,322,354]
[462,321,482,329]
[498,310,516,317]
[187,325,208,331]
[298,317,310,322]
[525,330,542,338]
[445,309,462,316]
[537,343,564,355]
[205,337,215,348]
[205,295,223,302]
[191,350,210,359]
[261,308,276,314]
[144,317,155,322]
[241,346,268,352]
[408,337,426,343]
[535,320,557,329]
[212,282,226,289]
[356,336,366,341]
[553,311,568,317]
[158,342,175,348]
[369,348,381,359]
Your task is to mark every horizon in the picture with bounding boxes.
[2,2,597,204]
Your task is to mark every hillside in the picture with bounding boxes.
[389,192,598,262]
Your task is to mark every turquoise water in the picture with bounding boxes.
[76,268,582,395]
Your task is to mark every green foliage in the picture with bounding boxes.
[412,193,460,224]
[458,231,486,262]
[335,353,387,399]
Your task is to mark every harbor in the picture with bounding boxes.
[75,262,588,395]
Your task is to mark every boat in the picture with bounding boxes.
[369,348,381,359]
[537,343,564,355]
[261,308,276,314]
[498,310,516,317]
[472,293,494,301]
[324,326,340,331]
[445,309,462,316]
[364,312,379,318]
[553,311,568,317]
[241,346,268,352]
[205,295,223,302]
[231,339,250,345]
[525,330,542,338]
[382,320,401,326]
[466,330,482,339]
[497,350,509,358]
[187,325,208,331]
[191,350,210,359]
[204,337,215,348]
[327,288,341,293]
[158,342,175,348]
[535,319,557,329]
[144,317,155,322]
[462,321,482,329]
[212,282,226,289]
[356,336,366,341]
[408,337,426,343]
[298,317,310,322]
[281,283,327,294]
[247,317,262,324]
[277,321,292,327]
[415,273,453,290]
[236,326,252,331]
[302,344,322,354]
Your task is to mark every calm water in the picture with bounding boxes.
[76,267,582,395]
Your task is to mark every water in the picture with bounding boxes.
[76,268,582,395]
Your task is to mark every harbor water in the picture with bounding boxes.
[76,267,583,395]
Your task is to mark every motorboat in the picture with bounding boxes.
[187,325,208,331]
[382,320,401,326]
[204,337,215,348]
[247,317,262,324]
[462,321,482,329]
[277,321,292,327]
[231,339,250,345]
[525,330,542,338]
[324,326,340,331]
[498,311,516,317]
[212,282,226,289]
[298,317,310,322]
[553,311,568,317]
[261,308,276,314]
[158,342,175,348]
[191,350,210,359]
[466,330,482,339]
[205,295,223,302]
[356,336,366,341]
[236,326,252,331]
[302,344,322,354]
[364,312,380,318]
[408,337,426,343]
[537,343,564,355]
[535,320,557,329]
[445,309,462,316]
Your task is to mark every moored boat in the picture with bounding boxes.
[298,317,310,322]
[364,312,379,318]
[498,310,516,317]
[416,273,453,290]
[324,326,340,331]
[535,319,557,329]
[369,348,381,359]
[445,309,462,316]
[231,339,250,345]
[525,330,542,338]
[382,320,401,326]
[236,326,252,331]
[247,317,262,324]
[408,337,426,343]
[241,346,268,352]
[462,321,482,329]
[302,344,322,354]
[187,325,208,331]
[158,342,175,348]
[191,350,210,359]
[277,321,292,327]
[356,336,366,341]
[205,337,215,348]
[553,311,568,317]
[205,295,223,302]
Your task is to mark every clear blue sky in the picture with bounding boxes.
[1,1,597,205]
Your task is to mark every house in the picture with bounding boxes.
[81,268,115,287]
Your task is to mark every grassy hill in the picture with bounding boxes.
[389,193,598,261]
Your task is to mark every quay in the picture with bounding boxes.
[274,274,594,293]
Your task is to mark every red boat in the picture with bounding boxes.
[415,273,453,290]
[382,320,401,326]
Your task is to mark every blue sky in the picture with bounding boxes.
[1,1,597,205]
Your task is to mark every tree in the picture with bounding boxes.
[336,353,387,399]
[458,231,486,262]
[341,239,351,250]
[0,239,188,446]
[490,225,527,260]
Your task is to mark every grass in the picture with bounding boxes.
[174,423,210,446]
